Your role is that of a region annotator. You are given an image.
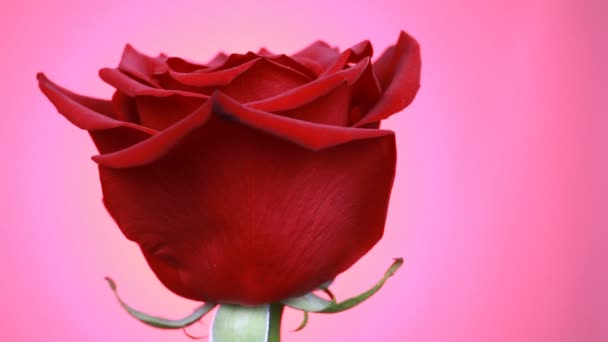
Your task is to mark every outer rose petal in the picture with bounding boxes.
[37,73,155,135]
[98,113,396,304]
[92,92,393,168]
[355,31,421,126]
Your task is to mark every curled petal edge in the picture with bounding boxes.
[355,31,421,126]
[37,73,157,135]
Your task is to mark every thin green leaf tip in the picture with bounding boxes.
[105,276,216,329]
[282,258,404,314]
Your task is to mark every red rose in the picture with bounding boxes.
[38,31,420,305]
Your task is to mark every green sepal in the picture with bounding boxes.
[281,291,336,312]
[318,279,334,290]
[281,258,403,313]
[105,277,216,329]
[292,311,309,332]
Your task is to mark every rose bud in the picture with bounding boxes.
[38,31,420,306]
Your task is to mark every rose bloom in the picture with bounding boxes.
[38,31,420,305]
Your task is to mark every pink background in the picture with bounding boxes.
[2,0,606,341]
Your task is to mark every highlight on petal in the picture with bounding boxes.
[37,73,155,135]
[356,31,421,126]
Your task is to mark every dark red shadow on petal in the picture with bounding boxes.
[136,95,207,131]
[112,91,139,124]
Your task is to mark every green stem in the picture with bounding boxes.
[267,303,284,342]
[210,303,285,342]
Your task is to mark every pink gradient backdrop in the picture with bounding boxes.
[2,0,606,341]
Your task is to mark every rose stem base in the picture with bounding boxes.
[210,303,285,342]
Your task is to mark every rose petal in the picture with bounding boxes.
[168,58,312,102]
[348,57,383,123]
[292,40,340,70]
[92,89,393,168]
[248,57,370,113]
[37,73,155,135]
[166,57,207,73]
[112,91,139,123]
[167,58,260,87]
[118,44,167,87]
[207,52,228,68]
[267,54,319,79]
[97,112,396,304]
[321,40,373,76]
[275,81,350,126]
[257,47,274,56]
[290,57,325,77]
[205,51,259,72]
[355,31,421,126]
[211,91,392,150]
[136,95,206,131]
[92,100,213,167]
[140,248,204,300]
[219,58,312,103]
[99,68,207,99]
